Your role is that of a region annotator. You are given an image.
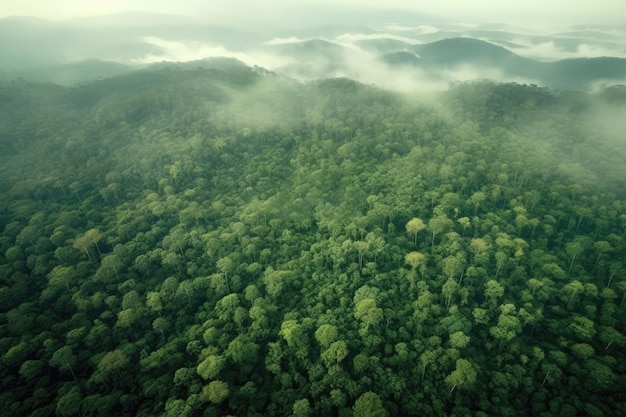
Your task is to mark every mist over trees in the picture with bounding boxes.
[2,14,626,90]
[1,61,625,416]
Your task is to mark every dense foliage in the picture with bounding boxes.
[1,64,625,416]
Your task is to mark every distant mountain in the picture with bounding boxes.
[378,37,626,89]
[270,25,378,40]
[0,17,73,69]
[354,38,417,54]
[270,39,345,57]
[269,40,347,78]
[145,57,248,72]
[0,60,133,86]
[380,51,421,67]
[413,38,538,70]
[598,84,626,104]
[1,15,625,90]
[0,14,261,71]
[376,37,545,82]
[545,57,626,88]
[60,58,262,111]
[0,15,59,27]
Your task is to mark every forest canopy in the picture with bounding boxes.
[0,62,625,416]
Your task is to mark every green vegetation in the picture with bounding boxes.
[1,64,625,416]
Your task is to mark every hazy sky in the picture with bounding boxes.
[0,0,623,25]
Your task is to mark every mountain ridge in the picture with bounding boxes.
[1,16,625,90]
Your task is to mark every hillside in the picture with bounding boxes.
[1,65,625,417]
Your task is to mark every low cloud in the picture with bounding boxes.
[264,36,307,46]
[321,47,539,94]
[332,32,423,46]
[134,36,294,69]
[379,24,440,35]
[129,25,618,95]
[505,38,626,61]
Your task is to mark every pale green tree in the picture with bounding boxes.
[202,380,229,404]
[354,299,383,330]
[445,358,477,393]
[406,217,426,245]
[197,355,226,380]
[315,324,339,348]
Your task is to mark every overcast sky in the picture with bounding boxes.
[0,0,623,26]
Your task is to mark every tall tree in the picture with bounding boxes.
[406,217,426,245]
[445,358,477,393]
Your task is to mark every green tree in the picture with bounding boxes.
[570,315,596,340]
[47,266,77,292]
[598,325,626,352]
[586,359,616,389]
[490,304,522,342]
[445,358,477,393]
[225,334,260,370]
[406,217,426,245]
[442,278,459,310]
[353,391,388,417]
[91,349,129,383]
[449,331,470,350]
[321,340,349,365]
[216,256,235,292]
[563,280,584,309]
[19,359,44,379]
[428,215,453,245]
[315,324,339,348]
[354,298,383,330]
[468,191,486,215]
[570,343,594,359]
[197,355,226,380]
[145,291,163,315]
[202,380,229,404]
[457,217,471,236]
[443,255,464,282]
[419,349,438,380]
[152,317,169,339]
[263,266,292,298]
[162,398,192,417]
[484,280,504,308]
[73,228,103,261]
[593,240,612,267]
[566,239,585,273]
[96,254,123,282]
[405,251,426,270]
[293,398,312,417]
[280,320,309,359]
[49,346,77,380]
[56,386,83,417]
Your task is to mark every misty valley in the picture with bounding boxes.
[1,12,626,417]
[2,15,626,90]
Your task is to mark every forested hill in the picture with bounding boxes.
[1,65,625,417]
